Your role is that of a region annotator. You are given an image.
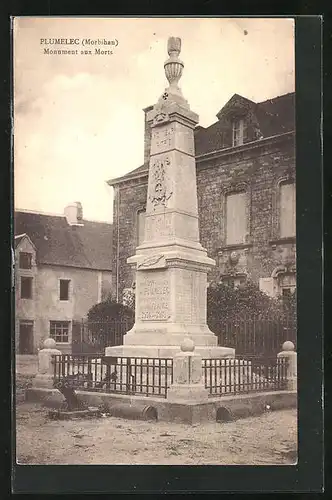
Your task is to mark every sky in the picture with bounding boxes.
[13,17,295,223]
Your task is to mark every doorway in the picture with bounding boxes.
[19,321,34,354]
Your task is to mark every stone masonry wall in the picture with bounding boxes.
[197,136,296,285]
[112,135,295,301]
[112,181,148,301]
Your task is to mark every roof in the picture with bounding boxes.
[15,233,36,250]
[195,92,295,156]
[108,91,295,185]
[14,211,113,271]
[114,164,148,183]
[15,234,27,248]
[255,92,295,138]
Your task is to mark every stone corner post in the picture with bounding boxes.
[32,338,62,389]
[167,337,209,402]
[277,341,297,391]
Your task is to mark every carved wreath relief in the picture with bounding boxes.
[149,157,173,209]
[153,111,170,126]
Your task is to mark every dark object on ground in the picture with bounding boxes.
[48,407,101,420]
[109,403,158,421]
[94,369,117,389]
[216,406,234,422]
[53,378,85,411]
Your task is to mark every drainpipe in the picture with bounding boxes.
[116,185,120,303]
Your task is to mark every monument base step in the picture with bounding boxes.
[123,325,219,347]
[26,387,297,425]
[104,345,235,359]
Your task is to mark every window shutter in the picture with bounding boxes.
[259,277,275,297]
[226,192,246,244]
[280,183,295,238]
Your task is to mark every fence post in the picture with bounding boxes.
[32,338,62,389]
[167,337,209,402]
[80,319,84,351]
[277,341,297,391]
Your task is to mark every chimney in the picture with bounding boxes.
[64,202,84,226]
[143,105,154,165]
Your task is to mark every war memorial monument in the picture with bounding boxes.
[105,36,234,360]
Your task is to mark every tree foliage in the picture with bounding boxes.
[206,280,292,335]
[87,298,134,323]
[85,298,135,348]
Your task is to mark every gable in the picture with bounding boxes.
[15,234,36,254]
[216,94,256,121]
[14,234,37,270]
[14,212,113,271]
[196,94,263,154]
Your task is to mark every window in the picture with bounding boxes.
[280,183,296,238]
[278,273,296,298]
[235,277,246,289]
[226,192,247,245]
[137,209,146,245]
[50,321,70,343]
[223,277,235,288]
[59,279,70,301]
[19,252,32,269]
[19,320,34,354]
[222,276,246,289]
[21,277,33,299]
[232,118,247,146]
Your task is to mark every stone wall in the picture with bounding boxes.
[112,134,295,301]
[112,182,148,301]
[143,105,153,164]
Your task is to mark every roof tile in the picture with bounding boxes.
[14,212,112,271]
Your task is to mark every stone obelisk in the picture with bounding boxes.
[106,37,234,358]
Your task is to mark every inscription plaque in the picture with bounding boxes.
[151,126,175,153]
[138,274,170,321]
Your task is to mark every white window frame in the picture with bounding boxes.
[232,118,247,147]
[50,320,71,344]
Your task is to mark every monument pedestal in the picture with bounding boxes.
[105,245,235,359]
[106,36,234,361]
[105,345,234,359]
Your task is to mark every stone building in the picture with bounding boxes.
[14,202,113,354]
[109,91,296,303]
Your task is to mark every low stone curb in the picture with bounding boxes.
[25,387,297,424]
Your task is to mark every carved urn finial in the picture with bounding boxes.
[167,36,181,57]
[164,36,184,94]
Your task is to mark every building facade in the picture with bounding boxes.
[14,203,113,354]
[109,92,296,303]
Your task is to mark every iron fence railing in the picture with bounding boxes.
[72,319,134,354]
[212,314,296,358]
[53,354,173,398]
[72,314,296,357]
[52,353,290,400]
[202,356,289,397]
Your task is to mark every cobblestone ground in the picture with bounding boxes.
[15,402,297,465]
